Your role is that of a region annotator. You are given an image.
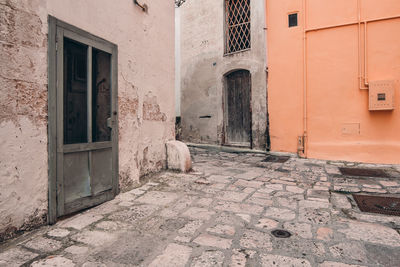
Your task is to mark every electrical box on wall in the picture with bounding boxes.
[369,80,395,111]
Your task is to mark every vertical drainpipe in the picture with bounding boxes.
[364,21,369,87]
[358,0,369,90]
[301,0,308,158]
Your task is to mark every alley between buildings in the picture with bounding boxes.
[1,147,399,266]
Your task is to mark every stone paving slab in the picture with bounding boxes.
[148,243,192,267]
[0,248,38,267]
[1,147,400,266]
[57,214,103,230]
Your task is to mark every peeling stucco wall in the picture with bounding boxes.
[0,0,48,242]
[180,0,268,150]
[0,0,174,240]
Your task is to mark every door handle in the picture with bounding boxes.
[106,117,112,128]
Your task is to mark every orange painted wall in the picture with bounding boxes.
[266,0,400,164]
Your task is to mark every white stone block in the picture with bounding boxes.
[166,141,192,172]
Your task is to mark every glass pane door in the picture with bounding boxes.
[59,33,115,215]
[63,38,88,144]
[92,48,111,142]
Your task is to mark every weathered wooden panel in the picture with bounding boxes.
[226,70,251,146]
[92,148,113,195]
[63,151,91,203]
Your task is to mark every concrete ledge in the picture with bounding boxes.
[186,142,268,154]
[166,141,192,172]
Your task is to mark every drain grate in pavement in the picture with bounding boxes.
[353,194,400,216]
[271,229,292,238]
[339,167,391,178]
[262,155,290,163]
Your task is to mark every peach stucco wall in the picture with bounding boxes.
[266,0,400,164]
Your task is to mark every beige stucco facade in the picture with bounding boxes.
[0,0,174,241]
[180,0,268,150]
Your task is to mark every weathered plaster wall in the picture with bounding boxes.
[0,0,174,240]
[175,7,181,117]
[0,0,48,241]
[266,0,400,164]
[180,0,267,150]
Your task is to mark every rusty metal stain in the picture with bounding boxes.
[353,194,400,216]
[262,155,290,163]
[339,167,391,178]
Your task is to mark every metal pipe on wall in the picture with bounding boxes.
[364,21,368,86]
[358,0,368,90]
[305,4,400,91]
[301,0,308,157]
[305,15,400,33]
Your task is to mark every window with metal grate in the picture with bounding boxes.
[225,0,251,55]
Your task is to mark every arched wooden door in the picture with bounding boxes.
[225,70,251,147]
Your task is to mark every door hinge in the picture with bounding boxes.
[107,117,113,128]
[55,33,59,51]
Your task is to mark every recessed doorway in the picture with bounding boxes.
[224,70,252,147]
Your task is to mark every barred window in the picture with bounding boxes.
[225,0,251,55]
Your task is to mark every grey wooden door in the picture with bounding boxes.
[225,70,251,147]
[50,19,118,218]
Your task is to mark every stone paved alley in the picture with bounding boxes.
[1,147,400,266]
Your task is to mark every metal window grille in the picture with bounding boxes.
[225,0,251,55]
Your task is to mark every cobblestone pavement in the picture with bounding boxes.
[1,147,400,266]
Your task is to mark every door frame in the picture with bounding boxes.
[48,16,119,224]
[222,69,252,148]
